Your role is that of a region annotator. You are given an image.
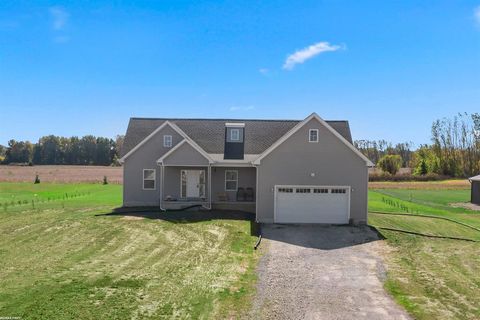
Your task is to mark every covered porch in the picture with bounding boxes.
[159,166,256,212]
[157,139,256,212]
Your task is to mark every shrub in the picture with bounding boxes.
[377,155,402,175]
[411,145,440,176]
[103,176,108,185]
[34,175,40,184]
[414,159,428,175]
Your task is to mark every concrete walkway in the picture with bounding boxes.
[250,224,411,320]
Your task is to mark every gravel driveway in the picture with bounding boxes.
[250,224,411,320]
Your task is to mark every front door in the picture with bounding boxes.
[181,170,206,198]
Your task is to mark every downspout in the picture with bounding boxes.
[159,163,166,211]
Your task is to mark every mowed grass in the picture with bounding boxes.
[368,188,480,320]
[0,183,259,319]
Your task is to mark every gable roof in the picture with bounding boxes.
[121,117,353,157]
[157,139,213,164]
[119,120,213,163]
[253,113,374,166]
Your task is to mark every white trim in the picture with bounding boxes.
[212,163,254,167]
[120,120,213,163]
[273,184,351,224]
[120,121,173,162]
[225,169,239,191]
[142,169,156,190]
[225,122,245,128]
[158,140,187,163]
[253,113,374,166]
[168,121,214,163]
[308,129,319,143]
[156,139,213,165]
[163,135,172,147]
[162,164,208,167]
[230,128,240,141]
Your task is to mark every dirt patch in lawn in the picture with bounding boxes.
[121,216,145,221]
[449,202,480,211]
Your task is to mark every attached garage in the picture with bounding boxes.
[274,185,351,224]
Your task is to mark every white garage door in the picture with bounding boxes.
[274,186,350,224]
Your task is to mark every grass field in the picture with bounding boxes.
[369,187,480,320]
[0,183,258,319]
[2,178,480,319]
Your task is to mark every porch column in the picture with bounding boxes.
[208,165,212,209]
[159,164,165,210]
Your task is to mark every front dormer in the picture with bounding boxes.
[224,123,245,159]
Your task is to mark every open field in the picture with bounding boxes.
[0,165,123,184]
[369,179,470,189]
[369,188,480,320]
[0,183,258,319]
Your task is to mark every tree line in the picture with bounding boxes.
[354,140,414,167]
[355,112,480,178]
[0,135,125,166]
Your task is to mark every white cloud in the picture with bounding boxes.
[475,6,480,25]
[259,68,270,76]
[283,41,343,70]
[53,35,70,43]
[49,6,69,30]
[229,105,255,112]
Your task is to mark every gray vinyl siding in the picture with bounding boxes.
[123,125,183,207]
[472,181,480,205]
[162,142,209,166]
[256,118,368,224]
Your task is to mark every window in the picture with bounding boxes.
[143,169,156,190]
[163,135,172,147]
[309,129,319,143]
[278,188,293,193]
[225,170,238,191]
[230,129,240,141]
[331,188,347,194]
[296,188,311,193]
[313,188,329,194]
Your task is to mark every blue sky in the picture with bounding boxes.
[1,1,479,146]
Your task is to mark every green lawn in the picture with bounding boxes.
[369,189,480,320]
[0,183,259,319]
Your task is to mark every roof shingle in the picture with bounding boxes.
[121,117,353,157]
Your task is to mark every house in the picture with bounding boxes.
[119,113,374,224]
[469,175,480,205]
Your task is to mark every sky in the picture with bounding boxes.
[0,0,479,147]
